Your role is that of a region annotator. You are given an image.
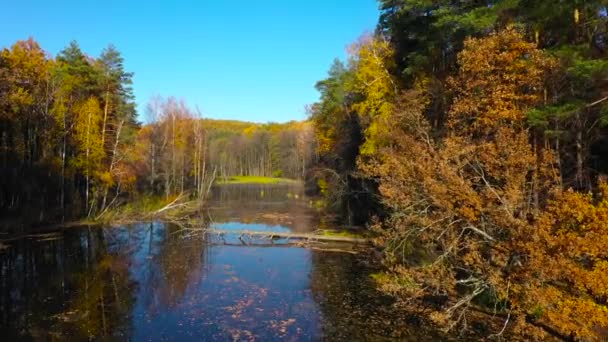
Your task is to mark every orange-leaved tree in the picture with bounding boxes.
[363,26,579,338]
[518,184,608,339]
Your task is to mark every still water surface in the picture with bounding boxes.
[0,184,437,341]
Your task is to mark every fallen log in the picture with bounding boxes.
[203,229,369,244]
[196,241,361,253]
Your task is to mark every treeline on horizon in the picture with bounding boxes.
[197,117,314,180]
[0,40,314,227]
[308,0,608,340]
[141,96,314,196]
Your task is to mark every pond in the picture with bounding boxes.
[0,184,441,341]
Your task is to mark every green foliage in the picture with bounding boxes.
[378,0,506,79]
[553,45,608,83]
[527,102,585,128]
[311,59,354,153]
[55,41,101,99]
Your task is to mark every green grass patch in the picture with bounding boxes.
[215,175,298,185]
[319,229,370,239]
[370,272,418,289]
[370,272,392,283]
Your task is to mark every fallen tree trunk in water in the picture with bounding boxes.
[203,229,370,244]
[193,241,361,254]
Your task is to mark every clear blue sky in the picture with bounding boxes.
[0,1,379,123]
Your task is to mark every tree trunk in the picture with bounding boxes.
[102,120,123,211]
[85,102,92,215]
[101,88,110,149]
[575,112,584,189]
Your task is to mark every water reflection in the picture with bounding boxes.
[207,184,318,232]
[0,227,138,340]
[0,184,439,341]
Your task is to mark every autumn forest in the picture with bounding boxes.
[2,0,608,340]
[0,42,315,224]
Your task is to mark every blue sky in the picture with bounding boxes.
[0,1,379,123]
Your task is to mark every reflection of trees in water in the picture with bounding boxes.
[309,251,438,341]
[207,184,318,232]
[61,227,137,339]
[0,223,211,340]
[0,227,138,340]
[211,184,305,203]
[53,222,211,339]
[0,235,71,339]
[142,222,209,312]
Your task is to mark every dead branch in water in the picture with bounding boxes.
[151,193,189,215]
[197,241,360,253]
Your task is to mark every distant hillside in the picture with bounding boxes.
[200,118,311,134]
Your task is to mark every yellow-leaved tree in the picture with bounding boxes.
[347,35,397,155]
[72,97,105,213]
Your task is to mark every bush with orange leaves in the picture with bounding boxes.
[364,27,608,340]
[520,184,608,339]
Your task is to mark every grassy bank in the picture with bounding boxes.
[215,175,299,185]
[94,194,200,225]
